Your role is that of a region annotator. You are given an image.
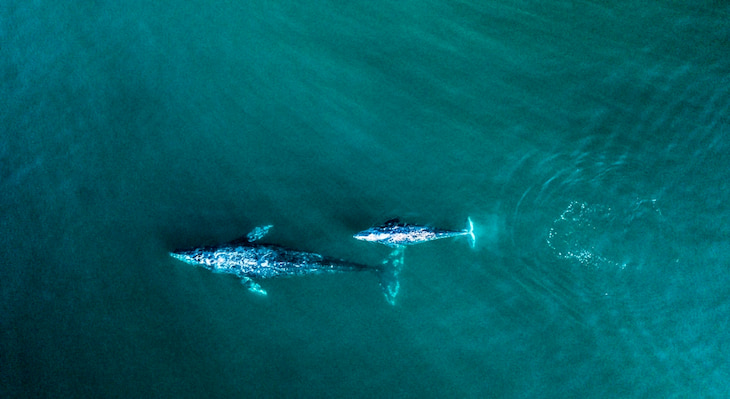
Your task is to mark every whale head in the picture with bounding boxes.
[352,228,389,243]
[170,249,205,266]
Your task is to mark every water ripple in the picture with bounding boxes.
[546,199,665,270]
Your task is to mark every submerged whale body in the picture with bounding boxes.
[354,217,476,248]
[170,225,403,304]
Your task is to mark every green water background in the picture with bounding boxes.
[2,1,729,397]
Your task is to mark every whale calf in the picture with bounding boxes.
[170,225,404,304]
[354,217,475,248]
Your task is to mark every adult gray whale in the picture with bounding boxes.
[170,225,404,305]
[353,217,475,248]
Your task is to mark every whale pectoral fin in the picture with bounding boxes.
[229,225,274,244]
[246,224,273,242]
[241,277,267,296]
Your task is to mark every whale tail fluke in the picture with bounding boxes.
[378,247,405,305]
[466,217,476,249]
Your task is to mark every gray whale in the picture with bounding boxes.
[170,225,403,304]
[353,217,475,248]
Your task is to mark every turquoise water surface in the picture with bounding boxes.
[2,1,729,397]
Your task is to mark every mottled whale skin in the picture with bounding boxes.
[170,225,403,304]
[354,217,475,248]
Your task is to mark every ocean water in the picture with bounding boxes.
[2,0,729,397]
